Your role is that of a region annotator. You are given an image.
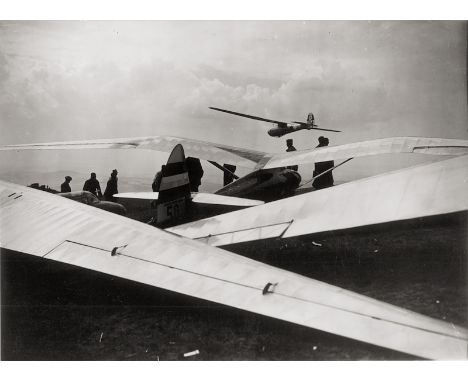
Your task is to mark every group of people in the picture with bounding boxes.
[285,136,334,190]
[60,169,119,201]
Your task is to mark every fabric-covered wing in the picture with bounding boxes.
[2,136,466,170]
[209,107,286,124]
[0,135,270,169]
[1,180,466,360]
[115,191,264,207]
[263,137,468,169]
[168,155,468,246]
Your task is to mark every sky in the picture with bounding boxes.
[0,21,467,189]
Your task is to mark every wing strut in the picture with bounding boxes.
[300,158,353,188]
[208,160,240,180]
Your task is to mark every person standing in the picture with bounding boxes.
[83,172,102,197]
[60,176,72,193]
[104,169,119,201]
[152,168,163,192]
[312,136,334,189]
[185,157,204,192]
[285,139,298,171]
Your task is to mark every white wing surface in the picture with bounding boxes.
[0,135,270,168]
[1,180,466,359]
[263,137,468,169]
[114,191,160,199]
[2,136,467,170]
[168,155,468,246]
[115,191,264,206]
[191,192,264,206]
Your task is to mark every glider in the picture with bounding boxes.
[209,107,341,137]
[167,154,468,246]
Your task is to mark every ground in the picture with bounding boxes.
[1,212,466,360]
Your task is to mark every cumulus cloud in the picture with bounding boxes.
[176,58,391,136]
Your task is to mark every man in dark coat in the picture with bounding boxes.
[60,176,72,193]
[83,172,102,197]
[104,169,119,201]
[312,136,334,189]
[152,169,163,192]
[285,139,298,171]
[185,157,204,192]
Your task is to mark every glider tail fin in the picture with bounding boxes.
[154,144,191,226]
[307,112,315,126]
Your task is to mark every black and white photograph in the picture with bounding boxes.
[0,7,467,369]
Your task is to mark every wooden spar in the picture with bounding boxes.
[208,160,240,180]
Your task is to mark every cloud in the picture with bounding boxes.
[176,59,390,131]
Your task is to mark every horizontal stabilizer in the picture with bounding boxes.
[115,192,160,200]
[309,126,341,133]
[191,192,264,206]
[115,192,263,207]
[291,121,341,132]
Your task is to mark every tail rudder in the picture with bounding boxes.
[155,144,191,225]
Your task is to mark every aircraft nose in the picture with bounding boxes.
[118,205,127,216]
[284,170,301,188]
[268,128,283,137]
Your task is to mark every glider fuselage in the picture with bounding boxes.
[268,124,309,137]
[215,167,302,202]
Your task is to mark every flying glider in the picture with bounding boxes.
[1,178,467,359]
[209,107,341,137]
